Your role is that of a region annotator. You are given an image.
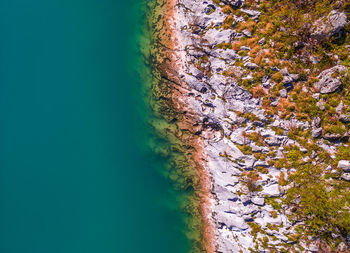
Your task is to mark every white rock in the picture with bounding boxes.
[251,197,265,206]
[338,160,350,172]
[314,65,348,94]
[216,212,249,231]
[262,184,280,197]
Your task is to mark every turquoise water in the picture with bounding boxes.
[0,0,190,252]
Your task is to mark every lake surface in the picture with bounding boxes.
[0,0,190,252]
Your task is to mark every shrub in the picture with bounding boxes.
[271,72,283,83]
[285,164,350,244]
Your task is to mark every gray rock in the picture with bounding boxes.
[258,37,266,45]
[290,74,299,81]
[310,55,320,64]
[312,117,321,128]
[312,128,322,138]
[312,93,320,100]
[312,10,347,40]
[323,132,348,141]
[244,62,258,69]
[279,89,287,98]
[262,184,280,197]
[262,75,270,83]
[338,160,350,172]
[241,9,261,18]
[280,67,289,76]
[314,65,348,93]
[225,85,253,101]
[341,173,350,181]
[270,100,279,107]
[336,242,347,252]
[216,212,249,231]
[242,29,252,38]
[251,197,265,206]
[300,147,308,153]
[336,101,343,113]
[237,156,256,169]
[240,46,251,51]
[339,114,350,123]
[282,76,293,85]
[265,136,284,146]
[317,100,325,110]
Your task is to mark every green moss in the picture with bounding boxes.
[236,144,253,155]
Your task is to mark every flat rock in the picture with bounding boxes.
[262,184,280,197]
[241,9,261,18]
[251,197,265,206]
[216,212,249,231]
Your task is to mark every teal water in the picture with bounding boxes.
[0,0,190,252]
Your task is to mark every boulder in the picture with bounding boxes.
[311,10,347,40]
[323,132,349,141]
[314,65,348,94]
[341,173,350,181]
[339,114,350,123]
[312,128,322,138]
[244,62,258,69]
[338,160,350,172]
[312,117,321,128]
[280,89,287,98]
[282,76,293,85]
[265,136,285,146]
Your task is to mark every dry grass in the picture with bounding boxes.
[252,85,266,98]
[232,41,244,51]
[221,5,233,14]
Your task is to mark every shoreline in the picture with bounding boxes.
[146,0,217,251]
[158,0,217,252]
[160,1,217,252]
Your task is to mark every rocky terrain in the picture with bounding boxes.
[148,0,350,252]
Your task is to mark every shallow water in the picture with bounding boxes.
[0,0,190,252]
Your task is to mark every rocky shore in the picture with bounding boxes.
[147,0,350,252]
